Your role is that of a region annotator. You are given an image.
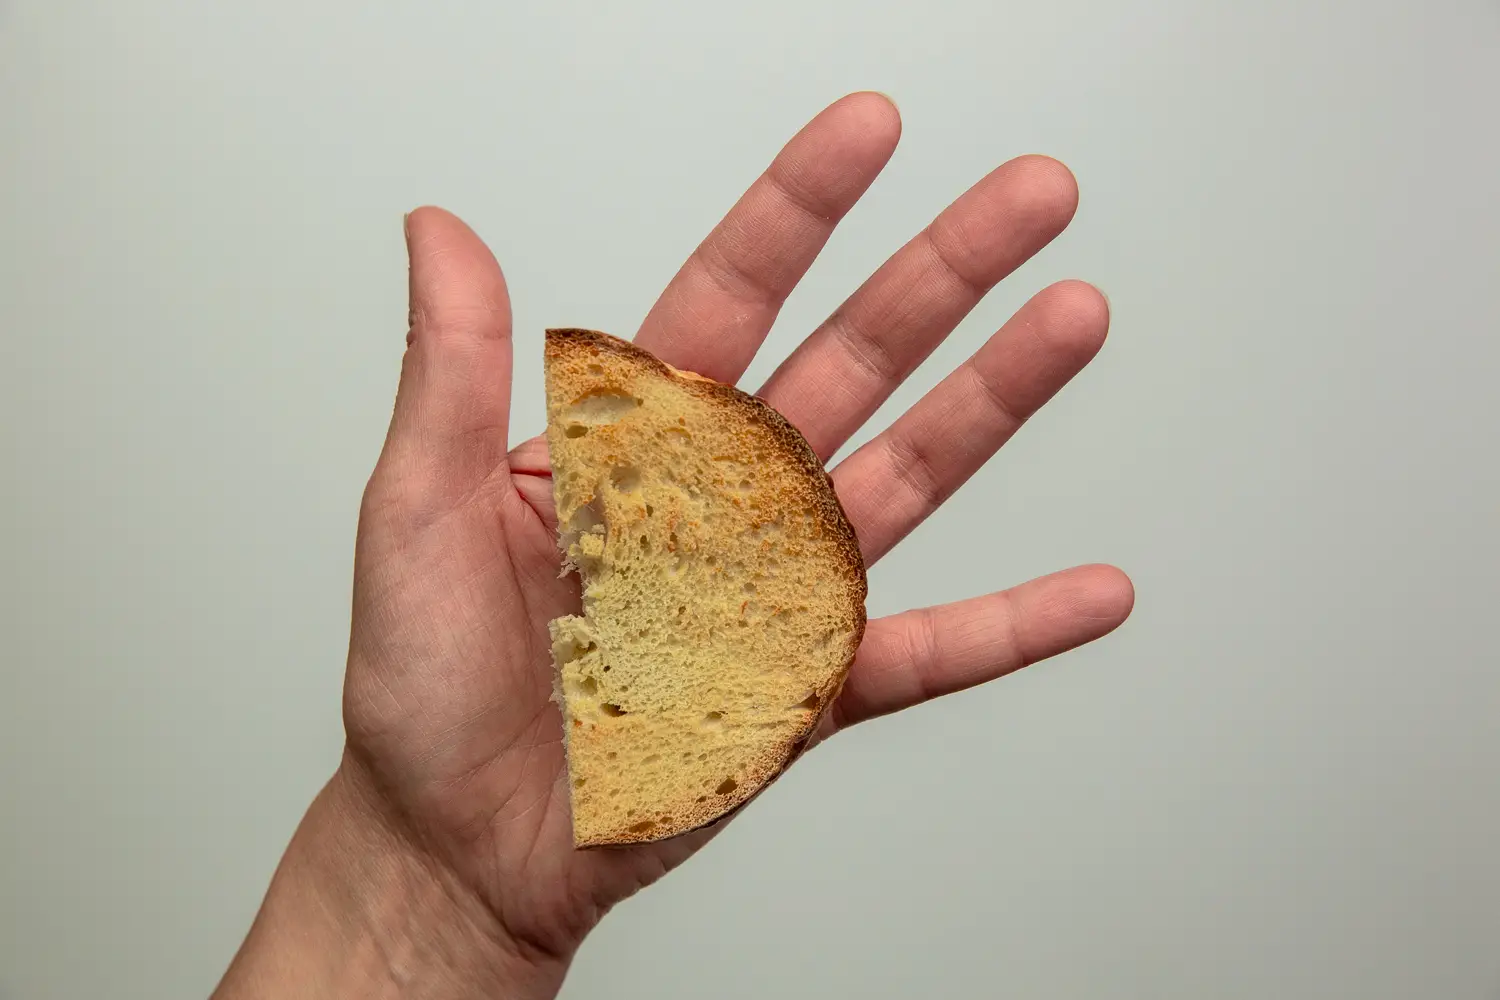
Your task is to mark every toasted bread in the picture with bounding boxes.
[543,329,867,846]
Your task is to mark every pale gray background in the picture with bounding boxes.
[2,1,1497,997]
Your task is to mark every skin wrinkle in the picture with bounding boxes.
[823,304,907,392]
[903,604,945,708]
[917,225,993,302]
[360,457,506,542]
[422,698,553,851]
[987,591,1029,678]
[860,430,949,560]
[410,685,510,769]
[928,158,1078,275]
[870,253,966,354]
[428,746,507,817]
[835,589,1032,727]
[688,203,823,312]
[960,355,1028,433]
[507,728,567,881]
[419,815,575,974]
[763,156,845,223]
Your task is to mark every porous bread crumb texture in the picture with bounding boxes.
[544,329,867,847]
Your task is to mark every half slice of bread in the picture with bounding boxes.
[543,329,867,846]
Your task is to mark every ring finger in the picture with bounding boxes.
[832,279,1110,564]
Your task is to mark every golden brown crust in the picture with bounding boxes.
[545,328,868,847]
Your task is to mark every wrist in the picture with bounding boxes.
[214,754,569,999]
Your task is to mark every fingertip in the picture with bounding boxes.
[402,206,509,344]
[1007,154,1081,226]
[1030,154,1080,208]
[859,89,900,114]
[1048,278,1109,320]
[816,91,903,165]
[1075,563,1136,630]
[403,205,467,252]
[842,90,903,139]
[1037,279,1112,358]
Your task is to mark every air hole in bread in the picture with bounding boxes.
[628,820,655,833]
[564,424,588,438]
[793,693,819,712]
[566,496,605,534]
[701,711,724,731]
[609,464,642,493]
[599,702,626,717]
[563,389,641,426]
[715,778,738,795]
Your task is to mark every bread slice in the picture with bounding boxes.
[543,329,867,846]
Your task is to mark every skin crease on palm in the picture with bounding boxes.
[214,92,1135,997]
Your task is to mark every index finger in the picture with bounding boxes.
[633,92,901,383]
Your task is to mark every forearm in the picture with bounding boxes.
[213,757,568,1000]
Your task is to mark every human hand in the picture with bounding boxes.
[215,92,1133,998]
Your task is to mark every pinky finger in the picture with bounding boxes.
[830,564,1134,731]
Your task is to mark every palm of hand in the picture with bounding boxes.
[338,94,1132,961]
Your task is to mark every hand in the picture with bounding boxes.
[215,92,1133,998]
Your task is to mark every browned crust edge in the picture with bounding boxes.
[544,328,869,848]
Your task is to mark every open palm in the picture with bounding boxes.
[340,92,1133,971]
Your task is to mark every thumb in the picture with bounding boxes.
[371,207,515,519]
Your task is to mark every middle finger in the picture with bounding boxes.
[759,154,1079,460]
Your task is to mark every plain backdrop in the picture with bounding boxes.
[2,1,1498,997]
